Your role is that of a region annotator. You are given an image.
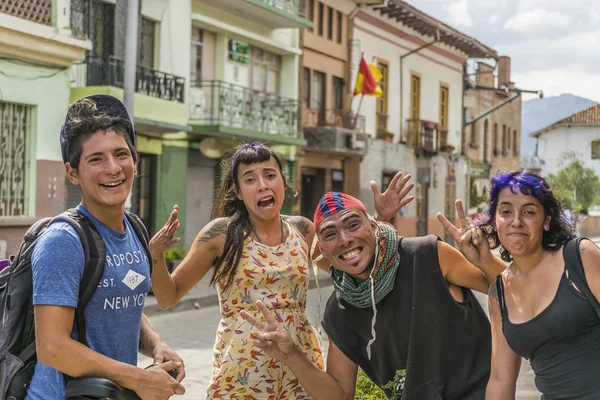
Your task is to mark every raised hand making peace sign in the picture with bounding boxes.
[436,199,492,269]
[240,301,298,363]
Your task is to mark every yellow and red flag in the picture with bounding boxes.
[353,57,383,97]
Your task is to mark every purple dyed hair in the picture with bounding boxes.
[476,169,574,262]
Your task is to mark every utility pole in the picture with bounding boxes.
[123,0,139,116]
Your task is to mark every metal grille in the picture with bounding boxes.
[0,0,52,26]
[0,102,30,217]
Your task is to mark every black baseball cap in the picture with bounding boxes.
[59,94,135,164]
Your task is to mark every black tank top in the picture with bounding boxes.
[322,235,491,400]
[497,256,600,399]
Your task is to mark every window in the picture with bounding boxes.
[470,124,477,146]
[483,119,490,163]
[311,70,326,111]
[138,17,156,68]
[513,130,519,156]
[592,140,600,160]
[318,2,324,36]
[332,77,344,111]
[0,102,31,217]
[190,28,203,86]
[327,6,333,40]
[439,84,449,130]
[336,11,343,43]
[507,126,511,149]
[332,170,344,192]
[303,68,311,108]
[493,123,498,155]
[376,60,390,137]
[502,124,508,155]
[251,47,281,94]
[308,0,314,28]
[406,72,420,143]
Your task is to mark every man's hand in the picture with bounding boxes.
[133,361,185,400]
[149,205,181,255]
[437,199,492,268]
[371,172,414,222]
[240,301,299,362]
[152,341,186,382]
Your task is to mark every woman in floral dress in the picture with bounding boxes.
[149,142,412,399]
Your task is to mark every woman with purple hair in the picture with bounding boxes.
[439,169,600,399]
[148,142,414,399]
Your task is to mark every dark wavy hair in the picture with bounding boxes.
[477,169,574,262]
[64,98,137,169]
[209,143,289,290]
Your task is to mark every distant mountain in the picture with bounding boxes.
[521,94,596,156]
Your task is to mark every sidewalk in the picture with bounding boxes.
[144,269,333,317]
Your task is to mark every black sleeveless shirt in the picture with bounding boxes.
[322,235,491,400]
[497,245,600,400]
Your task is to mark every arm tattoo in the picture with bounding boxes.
[197,219,229,243]
[488,279,499,301]
[291,217,311,239]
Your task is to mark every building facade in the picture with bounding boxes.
[465,56,522,207]
[351,1,496,237]
[532,104,600,177]
[296,0,376,219]
[0,0,89,256]
[185,0,311,242]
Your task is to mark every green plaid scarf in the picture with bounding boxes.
[330,222,399,308]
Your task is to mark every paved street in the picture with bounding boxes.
[141,286,540,399]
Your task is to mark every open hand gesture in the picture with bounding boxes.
[437,200,491,268]
[371,172,415,222]
[240,301,298,362]
[149,205,181,255]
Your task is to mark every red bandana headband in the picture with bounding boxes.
[313,192,368,230]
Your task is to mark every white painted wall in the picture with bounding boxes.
[191,1,301,100]
[536,125,600,177]
[143,0,192,80]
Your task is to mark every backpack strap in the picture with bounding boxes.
[563,237,600,319]
[53,209,106,346]
[125,212,153,277]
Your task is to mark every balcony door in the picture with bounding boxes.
[311,71,326,123]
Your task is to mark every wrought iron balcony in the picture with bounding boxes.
[303,108,365,133]
[188,81,299,138]
[200,0,311,29]
[405,119,448,155]
[73,56,186,103]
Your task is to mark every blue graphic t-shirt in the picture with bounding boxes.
[26,205,151,400]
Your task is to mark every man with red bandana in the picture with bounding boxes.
[242,192,505,400]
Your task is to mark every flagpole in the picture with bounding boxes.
[353,94,365,130]
[352,52,365,130]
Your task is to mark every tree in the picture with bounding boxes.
[547,151,600,213]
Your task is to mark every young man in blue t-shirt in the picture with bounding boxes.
[27,95,185,400]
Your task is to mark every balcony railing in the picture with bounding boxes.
[406,119,448,155]
[188,81,298,137]
[376,113,389,137]
[303,108,366,133]
[72,56,186,103]
[259,0,307,18]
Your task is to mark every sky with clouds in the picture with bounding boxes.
[412,0,600,102]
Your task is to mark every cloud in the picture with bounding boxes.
[488,14,499,24]
[442,0,474,27]
[504,8,574,33]
[513,68,600,102]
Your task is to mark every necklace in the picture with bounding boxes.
[250,217,284,245]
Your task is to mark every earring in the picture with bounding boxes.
[544,223,550,231]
